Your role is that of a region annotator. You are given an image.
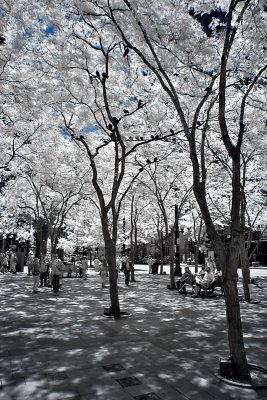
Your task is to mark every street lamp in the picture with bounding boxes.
[122,217,126,254]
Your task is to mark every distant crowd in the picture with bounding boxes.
[0,251,18,274]
[0,250,221,297]
[0,250,135,294]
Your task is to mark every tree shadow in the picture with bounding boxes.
[0,271,266,399]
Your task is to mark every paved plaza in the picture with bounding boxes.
[0,266,267,400]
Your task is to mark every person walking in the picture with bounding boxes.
[68,256,76,278]
[32,257,40,293]
[0,253,3,273]
[116,255,121,280]
[100,257,108,288]
[129,258,135,282]
[121,254,131,286]
[26,252,34,276]
[1,254,8,273]
[147,255,153,274]
[39,254,48,287]
[9,252,17,274]
[81,256,88,280]
[94,256,101,272]
[51,254,61,292]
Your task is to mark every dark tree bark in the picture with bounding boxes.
[35,219,48,258]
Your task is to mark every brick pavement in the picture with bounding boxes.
[0,267,266,400]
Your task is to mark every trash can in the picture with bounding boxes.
[152,262,159,274]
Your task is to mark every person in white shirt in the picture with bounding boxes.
[32,257,40,293]
[100,257,108,288]
[81,256,88,280]
[205,256,216,274]
[94,257,101,272]
[51,254,61,292]
[192,266,215,297]
[26,252,34,276]
[116,256,121,279]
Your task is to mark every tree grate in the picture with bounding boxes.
[134,393,161,400]
[116,376,143,387]
[102,363,126,372]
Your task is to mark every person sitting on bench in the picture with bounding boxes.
[214,266,224,295]
[191,266,215,297]
[176,266,193,294]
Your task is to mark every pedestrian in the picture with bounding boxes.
[10,252,17,274]
[6,251,10,272]
[1,254,8,273]
[100,257,108,288]
[39,254,48,287]
[67,263,72,278]
[147,254,153,274]
[116,255,121,279]
[78,261,82,278]
[0,253,4,273]
[69,256,75,278]
[51,254,61,292]
[81,256,88,280]
[32,257,40,293]
[129,258,135,282]
[26,252,34,276]
[121,254,131,286]
[94,256,101,272]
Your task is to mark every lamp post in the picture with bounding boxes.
[188,237,193,260]
[122,217,126,254]
[174,204,183,277]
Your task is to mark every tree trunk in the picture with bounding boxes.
[105,237,121,318]
[35,219,49,258]
[195,181,251,379]
[194,246,199,274]
[50,231,59,255]
[101,211,121,318]
[223,271,251,380]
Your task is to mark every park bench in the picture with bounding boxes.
[176,275,224,297]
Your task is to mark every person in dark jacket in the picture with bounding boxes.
[176,266,193,294]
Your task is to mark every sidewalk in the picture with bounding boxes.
[0,267,266,400]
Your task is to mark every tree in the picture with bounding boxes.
[1,132,92,257]
[12,4,185,317]
[80,0,267,379]
[136,152,193,287]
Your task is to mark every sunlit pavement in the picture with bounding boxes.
[0,266,266,400]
